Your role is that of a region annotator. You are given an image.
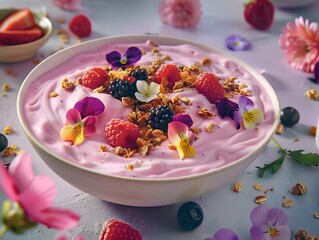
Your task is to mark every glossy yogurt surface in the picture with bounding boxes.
[23,40,276,178]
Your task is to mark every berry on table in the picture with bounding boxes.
[177,201,204,231]
[195,72,225,104]
[68,14,92,38]
[154,64,181,89]
[109,79,137,100]
[105,119,141,149]
[0,133,8,152]
[99,218,142,240]
[81,67,109,89]
[148,105,174,132]
[244,0,274,30]
[280,106,300,127]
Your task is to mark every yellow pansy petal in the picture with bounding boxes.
[243,109,264,129]
[176,138,196,160]
[60,124,84,145]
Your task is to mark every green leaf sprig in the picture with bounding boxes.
[257,138,319,177]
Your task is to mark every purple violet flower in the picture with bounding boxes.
[233,96,264,129]
[226,34,251,51]
[216,98,239,119]
[74,96,105,118]
[106,47,142,69]
[204,228,239,240]
[250,205,290,240]
[315,61,319,82]
[172,113,193,128]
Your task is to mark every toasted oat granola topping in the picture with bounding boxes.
[3,126,13,135]
[291,182,308,195]
[231,181,243,193]
[254,195,267,204]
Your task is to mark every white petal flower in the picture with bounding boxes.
[135,80,160,103]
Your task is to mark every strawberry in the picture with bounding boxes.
[105,119,141,149]
[154,64,181,89]
[68,14,91,38]
[195,72,225,104]
[81,67,109,89]
[244,0,274,30]
[0,26,43,45]
[0,9,36,31]
[99,218,142,240]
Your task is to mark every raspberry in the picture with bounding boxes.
[148,105,174,132]
[109,79,137,100]
[99,218,142,240]
[105,119,140,149]
[154,64,180,89]
[195,72,225,103]
[81,67,108,89]
[68,14,91,38]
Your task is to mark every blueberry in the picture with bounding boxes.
[177,201,204,231]
[0,133,8,152]
[280,106,300,127]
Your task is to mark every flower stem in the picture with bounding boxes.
[271,138,285,152]
[0,224,9,240]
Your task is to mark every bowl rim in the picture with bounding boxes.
[0,10,52,49]
[17,34,280,183]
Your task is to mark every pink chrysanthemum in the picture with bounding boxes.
[158,0,202,28]
[279,16,319,73]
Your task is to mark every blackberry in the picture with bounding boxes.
[129,68,148,81]
[148,105,174,132]
[109,79,137,100]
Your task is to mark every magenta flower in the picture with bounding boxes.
[225,34,252,51]
[279,16,319,73]
[106,47,142,69]
[0,153,80,237]
[60,97,105,145]
[233,96,264,129]
[51,0,82,11]
[158,0,202,28]
[250,205,290,240]
[204,228,239,240]
[172,113,193,128]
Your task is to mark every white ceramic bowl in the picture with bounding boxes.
[0,10,52,63]
[17,35,280,207]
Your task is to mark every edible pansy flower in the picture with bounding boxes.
[204,228,239,240]
[106,47,142,69]
[172,113,193,128]
[225,34,251,51]
[168,121,195,160]
[250,205,290,240]
[233,96,264,129]
[0,153,80,238]
[135,80,160,103]
[216,98,239,119]
[60,97,105,145]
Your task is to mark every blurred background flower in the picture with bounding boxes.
[279,16,319,73]
[158,0,202,28]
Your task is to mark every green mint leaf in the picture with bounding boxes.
[286,150,319,167]
[256,154,286,178]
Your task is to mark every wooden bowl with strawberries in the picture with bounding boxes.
[0,9,52,63]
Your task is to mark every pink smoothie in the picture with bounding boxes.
[22,39,276,178]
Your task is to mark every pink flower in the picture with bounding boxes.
[0,153,80,230]
[51,0,82,11]
[279,16,319,73]
[158,0,202,28]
